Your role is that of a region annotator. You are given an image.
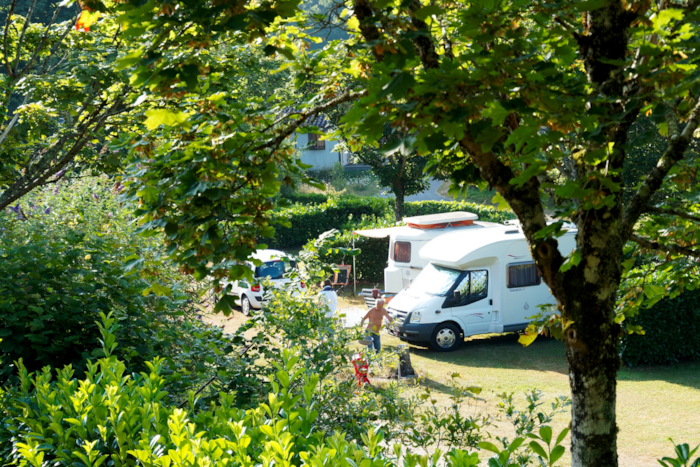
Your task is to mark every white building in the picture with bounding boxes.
[293,114,351,170]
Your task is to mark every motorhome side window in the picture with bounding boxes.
[449,270,488,306]
[507,262,541,288]
[394,241,411,263]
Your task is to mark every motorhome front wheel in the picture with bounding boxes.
[430,323,462,352]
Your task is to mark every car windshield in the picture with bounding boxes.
[255,260,288,280]
[410,263,462,296]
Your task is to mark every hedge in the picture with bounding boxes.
[267,197,389,248]
[278,190,329,206]
[404,200,516,224]
[290,200,516,283]
[621,289,700,366]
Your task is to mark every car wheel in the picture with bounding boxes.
[430,323,462,352]
[241,295,252,317]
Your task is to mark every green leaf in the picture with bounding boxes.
[414,5,444,20]
[539,426,553,444]
[481,101,510,127]
[555,427,570,446]
[379,72,416,100]
[478,441,501,454]
[144,109,192,130]
[115,48,145,71]
[529,441,548,460]
[550,445,566,464]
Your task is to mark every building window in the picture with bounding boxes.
[308,132,326,150]
[393,241,411,263]
[507,262,541,288]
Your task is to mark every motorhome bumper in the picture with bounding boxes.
[392,323,438,342]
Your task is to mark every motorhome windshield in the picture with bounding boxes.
[410,263,462,296]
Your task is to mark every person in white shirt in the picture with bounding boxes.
[316,279,339,317]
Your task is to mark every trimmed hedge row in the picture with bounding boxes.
[274,198,515,283]
[404,200,516,224]
[268,197,389,248]
[621,290,700,366]
[269,197,516,250]
[278,190,329,206]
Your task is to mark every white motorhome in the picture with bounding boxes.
[387,224,576,351]
[354,212,502,294]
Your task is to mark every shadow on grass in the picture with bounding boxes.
[617,361,700,389]
[400,332,700,390]
[408,333,569,375]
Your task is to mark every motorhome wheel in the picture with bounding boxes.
[430,323,462,352]
[241,295,251,316]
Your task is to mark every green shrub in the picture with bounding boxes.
[0,178,241,397]
[404,200,516,224]
[621,289,700,366]
[269,198,515,250]
[0,314,485,467]
[279,190,329,205]
[268,196,390,248]
[320,214,395,283]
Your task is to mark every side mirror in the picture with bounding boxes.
[454,290,461,300]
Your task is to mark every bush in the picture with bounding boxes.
[0,336,482,467]
[268,196,390,248]
[269,197,515,250]
[278,190,329,205]
[621,289,700,366]
[320,214,394,283]
[404,200,516,224]
[0,178,203,385]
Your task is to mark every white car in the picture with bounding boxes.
[227,249,305,315]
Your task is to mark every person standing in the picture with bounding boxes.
[360,299,393,353]
[316,279,339,317]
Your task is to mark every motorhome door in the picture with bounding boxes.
[443,269,492,335]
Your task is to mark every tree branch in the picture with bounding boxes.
[408,0,440,70]
[623,97,700,234]
[3,0,17,77]
[645,206,700,223]
[352,0,383,62]
[250,90,367,153]
[40,15,76,74]
[458,134,566,295]
[0,93,30,146]
[0,96,128,210]
[15,5,62,80]
[629,233,700,258]
[12,0,38,75]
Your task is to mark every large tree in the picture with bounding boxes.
[23,1,698,465]
[0,1,135,210]
[349,132,431,221]
[331,1,700,466]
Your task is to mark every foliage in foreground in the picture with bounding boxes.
[0,179,195,383]
[0,314,482,467]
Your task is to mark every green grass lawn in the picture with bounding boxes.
[377,332,700,467]
[210,296,700,467]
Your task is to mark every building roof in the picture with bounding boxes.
[279,108,333,131]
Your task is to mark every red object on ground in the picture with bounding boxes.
[352,353,370,386]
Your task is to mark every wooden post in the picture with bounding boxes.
[397,345,416,378]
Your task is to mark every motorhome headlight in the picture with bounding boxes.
[409,310,424,323]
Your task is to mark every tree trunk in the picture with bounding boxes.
[393,180,405,222]
[564,300,620,467]
[560,203,626,467]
